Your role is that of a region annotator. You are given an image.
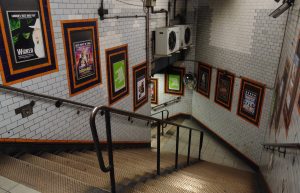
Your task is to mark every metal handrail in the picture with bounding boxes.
[151,109,169,134]
[152,97,181,111]
[262,143,300,149]
[90,106,204,193]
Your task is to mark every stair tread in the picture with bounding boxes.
[0,154,104,193]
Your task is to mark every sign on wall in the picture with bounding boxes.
[0,0,58,85]
[237,78,265,126]
[165,67,185,96]
[106,44,129,105]
[270,59,291,133]
[61,19,101,96]
[214,70,235,111]
[151,78,158,104]
[197,62,212,98]
[133,62,148,111]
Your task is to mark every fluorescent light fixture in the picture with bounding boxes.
[269,0,294,18]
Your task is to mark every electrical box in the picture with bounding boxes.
[146,0,156,7]
[175,25,193,48]
[155,26,180,56]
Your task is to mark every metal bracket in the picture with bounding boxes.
[15,101,35,118]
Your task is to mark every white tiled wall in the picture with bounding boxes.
[0,0,188,142]
[260,1,300,193]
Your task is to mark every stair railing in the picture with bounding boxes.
[90,106,204,193]
[262,143,300,157]
[151,97,181,111]
[151,109,169,135]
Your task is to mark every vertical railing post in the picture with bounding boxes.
[161,111,164,136]
[187,129,192,166]
[198,132,204,161]
[104,110,116,193]
[157,122,161,175]
[175,126,179,169]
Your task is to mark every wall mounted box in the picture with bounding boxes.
[155,26,180,56]
[175,25,193,48]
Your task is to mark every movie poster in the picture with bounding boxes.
[113,60,126,92]
[137,75,146,101]
[73,40,95,80]
[237,79,265,126]
[197,62,212,98]
[242,90,258,116]
[7,11,46,63]
[214,70,234,110]
[168,74,181,91]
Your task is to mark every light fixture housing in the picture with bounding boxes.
[269,0,294,18]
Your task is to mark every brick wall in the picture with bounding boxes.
[0,0,187,142]
[260,1,300,193]
[191,0,287,163]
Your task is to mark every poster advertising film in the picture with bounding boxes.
[61,19,101,96]
[0,0,57,85]
[151,78,158,104]
[237,78,265,126]
[214,70,235,111]
[106,45,129,105]
[197,62,212,98]
[133,62,148,111]
[165,67,185,96]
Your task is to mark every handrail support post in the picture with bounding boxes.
[187,129,192,166]
[157,122,161,175]
[175,126,179,169]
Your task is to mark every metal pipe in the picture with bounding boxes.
[161,111,164,136]
[151,7,169,26]
[198,132,204,161]
[175,126,179,169]
[104,110,116,193]
[152,97,181,111]
[187,129,192,165]
[157,123,161,175]
[146,7,151,85]
[103,15,146,19]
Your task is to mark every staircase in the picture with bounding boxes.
[0,148,257,193]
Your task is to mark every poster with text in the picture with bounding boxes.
[137,75,146,101]
[0,0,57,85]
[237,78,265,126]
[73,40,95,80]
[113,60,126,92]
[214,70,235,110]
[133,62,148,111]
[168,74,181,91]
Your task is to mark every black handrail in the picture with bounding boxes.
[0,84,94,109]
[152,97,181,111]
[90,106,204,193]
[151,109,169,135]
[262,143,300,149]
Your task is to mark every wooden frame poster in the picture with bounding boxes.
[106,44,129,105]
[151,78,158,104]
[237,78,265,126]
[61,19,101,96]
[133,62,148,111]
[165,67,185,96]
[298,94,300,114]
[214,70,235,110]
[197,62,212,98]
[0,0,58,85]
[270,59,291,132]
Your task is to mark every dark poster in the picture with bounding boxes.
[133,62,148,111]
[151,78,158,104]
[197,62,212,98]
[237,78,265,126]
[0,0,57,85]
[214,70,235,110]
[61,19,101,96]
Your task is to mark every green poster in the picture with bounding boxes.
[113,60,126,92]
[169,74,180,91]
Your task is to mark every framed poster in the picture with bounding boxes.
[214,70,235,110]
[133,62,148,111]
[197,62,212,98]
[106,44,129,105]
[61,19,101,96]
[237,78,265,126]
[151,78,158,104]
[298,94,300,114]
[165,67,185,96]
[0,0,58,85]
[270,59,291,132]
